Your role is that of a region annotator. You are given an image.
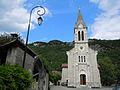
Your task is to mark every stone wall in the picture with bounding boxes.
[6,47,34,72]
[61,68,68,83]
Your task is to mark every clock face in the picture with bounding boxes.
[78,24,83,28]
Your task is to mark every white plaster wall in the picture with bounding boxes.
[88,48,101,87]
[66,46,101,88]
[67,49,75,86]
[61,68,68,83]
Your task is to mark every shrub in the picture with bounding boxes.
[0,65,33,90]
[50,73,61,85]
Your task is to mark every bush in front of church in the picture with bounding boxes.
[0,65,33,89]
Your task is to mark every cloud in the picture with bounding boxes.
[89,0,120,39]
[0,0,51,33]
[44,8,52,17]
[0,0,29,32]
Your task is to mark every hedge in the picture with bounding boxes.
[0,65,33,90]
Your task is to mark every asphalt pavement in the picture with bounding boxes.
[50,86,113,90]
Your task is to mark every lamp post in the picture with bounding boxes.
[22,6,46,68]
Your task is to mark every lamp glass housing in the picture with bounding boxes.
[38,17,43,25]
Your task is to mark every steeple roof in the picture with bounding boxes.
[75,9,86,28]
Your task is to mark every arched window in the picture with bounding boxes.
[78,31,80,41]
[81,56,83,62]
[84,56,86,62]
[79,56,80,62]
[82,31,84,40]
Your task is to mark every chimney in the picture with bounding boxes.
[10,34,18,38]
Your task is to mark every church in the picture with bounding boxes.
[61,10,101,88]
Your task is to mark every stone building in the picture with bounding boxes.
[61,64,68,85]
[0,38,49,90]
[61,10,101,88]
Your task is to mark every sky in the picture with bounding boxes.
[0,0,120,43]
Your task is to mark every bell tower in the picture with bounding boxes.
[74,9,88,51]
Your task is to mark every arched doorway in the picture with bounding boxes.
[80,74,86,85]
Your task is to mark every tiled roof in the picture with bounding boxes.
[61,64,68,68]
[0,39,36,57]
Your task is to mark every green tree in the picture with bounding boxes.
[98,57,117,86]
[49,73,61,85]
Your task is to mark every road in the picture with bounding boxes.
[50,86,113,90]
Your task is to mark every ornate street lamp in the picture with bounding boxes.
[22,6,46,68]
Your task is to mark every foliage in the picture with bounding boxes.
[89,39,120,86]
[98,57,116,86]
[0,65,33,90]
[0,33,23,45]
[0,33,12,45]
[49,72,61,85]
[48,40,64,45]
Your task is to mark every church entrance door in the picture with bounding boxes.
[80,74,86,85]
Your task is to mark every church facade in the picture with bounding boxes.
[61,10,101,88]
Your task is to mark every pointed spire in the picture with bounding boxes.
[75,8,86,28]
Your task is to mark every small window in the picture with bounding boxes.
[78,31,80,41]
[84,56,86,62]
[82,31,84,40]
[79,56,80,62]
[81,56,83,62]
